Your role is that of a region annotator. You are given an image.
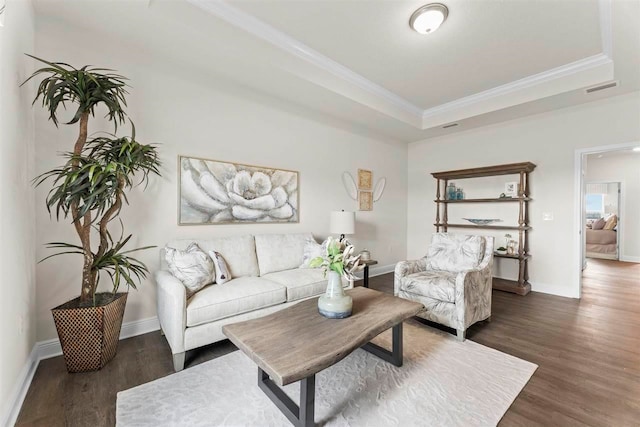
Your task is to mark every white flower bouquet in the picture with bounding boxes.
[309,237,364,279]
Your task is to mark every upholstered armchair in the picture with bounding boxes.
[395,233,494,341]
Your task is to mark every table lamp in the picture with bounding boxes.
[330,210,355,242]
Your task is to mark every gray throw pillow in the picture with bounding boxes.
[165,243,214,296]
[592,218,606,230]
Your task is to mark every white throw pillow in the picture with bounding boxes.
[209,251,232,284]
[299,237,327,268]
[165,243,214,296]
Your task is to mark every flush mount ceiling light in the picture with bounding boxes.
[633,147,640,152]
[410,3,449,34]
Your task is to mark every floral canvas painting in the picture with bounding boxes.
[179,156,299,224]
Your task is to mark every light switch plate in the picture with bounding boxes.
[542,212,554,221]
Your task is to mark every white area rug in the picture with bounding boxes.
[117,324,536,427]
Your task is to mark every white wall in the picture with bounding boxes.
[408,91,640,298]
[0,0,37,424]
[33,17,408,342]
[586,153,640,262]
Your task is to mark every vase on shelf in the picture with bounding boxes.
[446,182,456,200]
[318,271,352,319]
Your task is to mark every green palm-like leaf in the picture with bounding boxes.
[34,134,160,223]
[21,55,128,129]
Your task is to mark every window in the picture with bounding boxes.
[585,193,604,219]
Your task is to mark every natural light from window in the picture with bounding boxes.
[586,193,604,219]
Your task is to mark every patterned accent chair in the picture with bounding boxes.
[395,233,494,341]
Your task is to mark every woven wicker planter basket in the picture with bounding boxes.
[51,292,127,373]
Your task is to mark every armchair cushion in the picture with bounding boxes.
[425,233,485,272]
[399,270,457,303]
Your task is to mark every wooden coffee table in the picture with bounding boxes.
[222,287,424,427]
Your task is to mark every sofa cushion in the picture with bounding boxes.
[255,233,313,275]
[425,233,485,272]
[165,235,259,278]
[186,277,285,327]
[262,268,348,302]
[399,270,458,303]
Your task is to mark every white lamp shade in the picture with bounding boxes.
[330,211,355,235]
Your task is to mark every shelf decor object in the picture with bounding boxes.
[462,218,502,226]
[432,162,536,295]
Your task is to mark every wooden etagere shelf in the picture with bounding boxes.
[434,197,531,203]
[433,223,531,231]
[431,162,537,296]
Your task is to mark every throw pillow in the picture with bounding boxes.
[604,215,617,230]
[425,233,485,272]
[165,243,214,296]
[209,251,232,284]
[299,237,327,268]
[592,218,606,230]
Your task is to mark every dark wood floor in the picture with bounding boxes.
[16,259,640,426]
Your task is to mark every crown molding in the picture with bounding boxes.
[421,53,613,122]
[185,0,424,120]
[599,0,613,58]
[185,0,614,130]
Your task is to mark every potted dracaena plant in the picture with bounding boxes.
[23,55,161,372]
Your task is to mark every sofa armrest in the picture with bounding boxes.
[394,258,427,295]
[156,270,187,354]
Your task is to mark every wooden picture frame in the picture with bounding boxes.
[359,191,372,211]
[505,181,519,197]
[358,169,372,190]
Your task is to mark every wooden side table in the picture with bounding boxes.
[361,260,378,288]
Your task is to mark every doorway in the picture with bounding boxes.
[574,141,640,298]
[584,181,620,262]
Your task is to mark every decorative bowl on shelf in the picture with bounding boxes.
[495,248,508,255]
[463,218,503,226]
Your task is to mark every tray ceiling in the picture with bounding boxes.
[32,0,638,142]
[229,0,603,110]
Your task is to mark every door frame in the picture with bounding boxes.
[573,141,639,298]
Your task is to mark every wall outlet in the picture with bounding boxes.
[542,212,554,221]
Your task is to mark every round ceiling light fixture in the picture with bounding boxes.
[410,3,449,34]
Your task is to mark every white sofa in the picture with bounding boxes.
[156,233,350,371]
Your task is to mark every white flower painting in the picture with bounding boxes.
[179,156,299,225]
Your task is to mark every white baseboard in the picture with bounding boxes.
[493,276,579,299]
[354,263,395,280]
[530,281,579,298]
[2,316,160,427]
[620,255,640,263]
[38,316,160,360]
[1,346,39,427]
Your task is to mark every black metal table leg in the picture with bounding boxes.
[364,264,370,288]
[361,322,403,367]
[258,368,315,427]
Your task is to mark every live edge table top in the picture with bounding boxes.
[222,287,424,387]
